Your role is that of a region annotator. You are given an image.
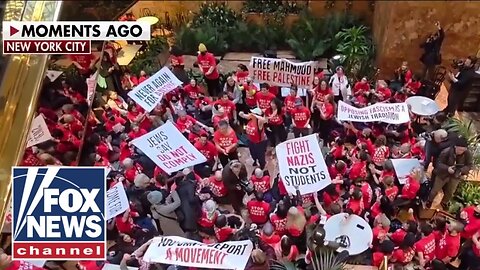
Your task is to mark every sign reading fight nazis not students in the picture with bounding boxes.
[249,56,315,89]
[337,101,410,124]
[128,67,182,112]
[276,134,331,195]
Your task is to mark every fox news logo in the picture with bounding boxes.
[12,167,106,260]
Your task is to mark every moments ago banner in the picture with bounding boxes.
[132,121,206,174]
[128,67,182,112]
[249,56,315,89]
[276,134,331,195]
[337,101,410,124]
[142,236,253,270]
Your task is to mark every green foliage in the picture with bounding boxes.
[335,25,377,81]
[455,182,480,206]
[129,36,169,75]
[311,247,347,270]
[191,2,239,30]
[242,0,302,14]
[175,24,229,56]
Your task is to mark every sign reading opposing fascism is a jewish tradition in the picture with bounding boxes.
[276,134,331,195]
[142,236,253,270]
[249,56,315,89]
[128,67,182,112]
[337,101,410,124]
[132,121,206,174]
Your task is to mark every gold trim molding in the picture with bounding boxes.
[0,0,63,232]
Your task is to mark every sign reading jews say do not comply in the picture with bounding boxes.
[276,134,331,195]
[132,121,206,174]
[249,56,315,89]
[128,67,182,112]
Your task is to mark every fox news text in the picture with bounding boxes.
[2,21,151,55]
[12,167,107,260]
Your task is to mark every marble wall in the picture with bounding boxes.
[373,1,480,77]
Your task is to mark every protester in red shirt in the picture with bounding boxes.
[213,120,238,166]
[436,221,462,263]
[235,64,249,83]
[405,74,422,95]
[414,223,437,267]
[203,171,229,202]
[194,134,218,164]
[398,168,422,201]
[247,191,270,225]
[214,214,237,242]
[317,94,336,141]
[198,200,219,235]
[391,220,418,246]
[183,78,205,100]
[346,188,364,215]
[250,168,271,193]
[353,77,370,96]
[256,83,276,111]
[128,124,147,140]
[260,223,281,248]
[265,98,287,148]
[197,43,220,97]
[275,236,300,262]
[376,80,392,102]
[215,92,237,121]
[372,240,395,267]
[270,202,289,236]
[284,87,298,115]
[460,205,480,239]
[123,158,143,183]
[391,233,416,265]
[291,98,311,138]
[243,78,258,109]
[70,53,97,75]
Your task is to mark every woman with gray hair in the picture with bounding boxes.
[147,190,184,237]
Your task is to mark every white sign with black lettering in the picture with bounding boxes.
[106,182,129,219]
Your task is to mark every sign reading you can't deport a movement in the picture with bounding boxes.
[249,56,315,89]
[276,134,331,195]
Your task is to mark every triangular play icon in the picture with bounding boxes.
[10,26,19,36]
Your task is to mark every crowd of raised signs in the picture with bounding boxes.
[2,39,477,270]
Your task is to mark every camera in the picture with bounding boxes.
[420,132,433,141]
[451,59,465,69]
[239,178,254,194]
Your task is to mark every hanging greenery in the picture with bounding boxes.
[129,36,169,75]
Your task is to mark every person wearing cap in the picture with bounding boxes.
[428,136,473,208]
[290,97,311,138]
[239,107,268,169]
[197,43,220,97]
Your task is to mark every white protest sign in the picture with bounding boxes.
[106,182,130,219]
[142,236,253,270]
[391,158,422,185]
[280,87,307,97]
[324,213,373,255]
[128,67,182,112]
[337,101,410,124]
[132,121,206,174]
[45,70,63,82]
[249,56,315,89]
[86,71,98,106]
[26,114,53,148]
[276,134,331,195]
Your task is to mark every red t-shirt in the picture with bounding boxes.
[183,84,203,99]
[215,99,236,119]
[291,106,310,128]
[320,102,334,120]
[270,214,287,235]
[349,161,367,180]
[347,199,364,215]
[372,252,386,267]
[125,164,143,183]
[401,176,420,200]
[265,108,283,126]
[197,52,219,80]
[247,200,270,224]
[391,228,407,245]
[70,54,95,74]
[215,226,234,242]
[461,207,480,238]
[260,232,281,247]
[392,248,415,264]
[385,186,399,201]
[115,215,134,234]
[436,232,460,260]
[377,87,392,101]
[414,233,436,262]
[198,209,218,228]
[284,95,297,114]
[314,87,333,102]
[128,128,147,140]
[6,261,45,270]
[251,175,270,193]
[245,118,266,144]
[207,177,228,197]
[236,70,249,83]
[256,92,275,111]
[353,82,370,95]
[171,55,185,67]
[405,81,422,94]
[176,115,197,133]
[194,141,218,162]
[213,129,238,150]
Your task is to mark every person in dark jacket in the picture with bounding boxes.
[175,168,200,233]
[420,21,444,80]
[423,129,456,171]
[444,56,477,117]
[428,136,473,208]
[222,160,248,214]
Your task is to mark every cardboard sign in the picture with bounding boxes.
[26,114,53,148]
[276,134,331,195]
[128,67,182,112]
[337,101,410,124]
[45,70,63,82]
[249,56,315,89]
[324,213,373,255]
[132,121,206,174]
[142,236,253,270]
[391,158,422,185]
[106,182,129,219]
